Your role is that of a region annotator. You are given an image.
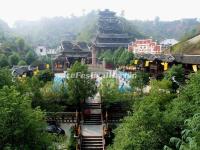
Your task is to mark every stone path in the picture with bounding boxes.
[81,92,103,137]
[80,92,104,149]
[81,125,103,136]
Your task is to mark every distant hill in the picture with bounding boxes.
[13,11,144,47]
[9,11,200,48]
[0,19,12,42]
[13,11,99,48]
[130,18,200,41]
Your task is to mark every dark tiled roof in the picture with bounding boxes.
[95,42,129,48]
[97,33,129,39]
[62,41,90,52]
[62,41,73,51]
[135,53,175,62]
[99,9,116,16]
[173,54,200,64]
[135,53,200,64]
[77,42,88,49]
[12,66,35,76]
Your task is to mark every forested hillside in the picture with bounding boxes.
[0,20,38,67]
[1,11,199,49]
[13,11,144,47]
[13,11,99,48]
[131,18,200,41]
[0,19,12,42]
[13,13,200,48]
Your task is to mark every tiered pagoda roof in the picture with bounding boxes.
[97,33,129,39]
[94,9,130,49]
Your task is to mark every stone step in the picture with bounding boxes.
[81,147,103,150]
[84,114,102,122]
[82,136,103,139]
[83,122,102,125]
[84,115,101,117]
[84,116,101,119]
[82,141,103,144]
[84,119,101,121]
[82,143,103,146]
[84,103,101,109]
[81,136,104,150]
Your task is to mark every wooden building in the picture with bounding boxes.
[53,41,91,72]
[91,9,130,65]
[134,53,200,79]
[134,53,174,79]
[173,54,200,77]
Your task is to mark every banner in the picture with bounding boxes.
[164,63,168,71]
[161,62,168,71]
[134,60,138,65]
[145,61,149,67]
[192,65,197,72]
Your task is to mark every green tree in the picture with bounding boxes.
[164,113,200,150]
[109,80,174,150]
[0,68,12,89]
[112,48,124,66]
[25,51,37,65]
[165,64,184,83]
[15,37,25,51]
[130,71,150,95]
[164,71,200,140]
[8,53,20,66]
[0,86,53,149]
[99,78,120,107]
[37,69,54,83]
[118,50,134,66]
[38,81,68,111]
[17,60,27,66]
[0,54,9,67]
[14,76,43,103]
[99,50,113,64]
[164,64,185,91]
[67,127,76,150]
[67,62,97,105]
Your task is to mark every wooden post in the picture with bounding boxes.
[103,58,106,69]
[92,46,96,66]
[106,111,108,128]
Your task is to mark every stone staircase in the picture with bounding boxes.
[81,136,104,150]
[84,103,101,109]
[83,114,102,125]
[80,99,105,150]
[83,103,102,125]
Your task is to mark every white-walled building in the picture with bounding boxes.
[160,39,178,46]
[35,46,47,56]
[128,39,161,54]
[35,46,60,56]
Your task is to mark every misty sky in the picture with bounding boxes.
[0,0,199,26]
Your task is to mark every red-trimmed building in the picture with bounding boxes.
[128,39,161,54]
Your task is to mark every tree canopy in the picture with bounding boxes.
[0,86,53,149]
[67,62,97,105]
[109,71,200,150]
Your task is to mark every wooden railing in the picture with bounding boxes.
[104,112,125,123]
[46,112,80,123]
[76,125,82,150]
